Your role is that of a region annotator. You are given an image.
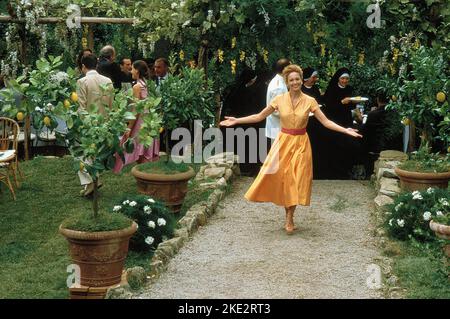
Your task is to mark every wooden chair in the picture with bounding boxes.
[0,117,23,200]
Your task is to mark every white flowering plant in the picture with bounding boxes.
[113,195,175,251]
[385,188,450,241]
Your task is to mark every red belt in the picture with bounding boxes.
[281,128,307,135]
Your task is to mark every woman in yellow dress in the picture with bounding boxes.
[220,65,362,234]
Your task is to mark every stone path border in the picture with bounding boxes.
[370,150,409,299]
[106,153,240,299]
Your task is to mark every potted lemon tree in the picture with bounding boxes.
[131,66,215,212]
[383,45,450,191]
[58,88,162,288]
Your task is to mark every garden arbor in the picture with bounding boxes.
[0,14,135,160]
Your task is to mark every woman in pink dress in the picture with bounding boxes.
[113,60,160,173]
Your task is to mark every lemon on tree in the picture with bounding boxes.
[71,92,78,103]
[64,99,71,109]
[436,92,446,103]
[16,112,24,121]
[43,116,51,126]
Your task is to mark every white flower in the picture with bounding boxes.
[426,188,434,194]
[123,200,130,205]
[145,236,154,245]
[171,2,177,9]
[423,211,432,221]
[50,71,69,84]
[157,218,166,227]
[436,211,444,217]
[144,206,152,214]
[395,203,403,212]
[439,198,449,206]
[397,219,405,228]
[35,106,43,112]
[147,221,156,229]
[129,201,137,207]
[412,191,423,200]
[147,198,155,204]
[182,20,191,28]
[389,219,394,227]
[113,205,122,212]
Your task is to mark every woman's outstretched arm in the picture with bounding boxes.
[220,105,275,127]
[313,107,363,138]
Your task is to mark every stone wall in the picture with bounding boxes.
[371,150,409,299]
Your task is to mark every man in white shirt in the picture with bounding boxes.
[265,58,291,141]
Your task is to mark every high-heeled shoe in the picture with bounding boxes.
[285,224,295,235]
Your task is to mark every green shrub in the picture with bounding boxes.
[113,195,176,252]
[385,188,450,241]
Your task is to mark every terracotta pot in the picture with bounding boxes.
[429,220,450,258]
[395,167,450,192]
[131,166,195,213]
[59,222,138,287]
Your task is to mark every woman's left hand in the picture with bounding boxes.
[346,128,362,138]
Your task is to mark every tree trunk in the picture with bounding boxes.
[93,178,99,218]
[214,93,222,128]
[88,23,94,51]
[24,115,31,160]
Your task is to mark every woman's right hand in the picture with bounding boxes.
[341,97,351,104]
[220,116,238,127]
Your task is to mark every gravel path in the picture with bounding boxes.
[135,178,383,299]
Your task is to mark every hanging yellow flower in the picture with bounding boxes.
[389,64,396,76]
[239,51,246,62]
[313,33,318,45]
[179,50,185,61]
[306,21,312,33]
[413,39,421,50]
[392,48,400,63]
[347,38,353,49]
[320,43,326,57]
[263,49,269,64]
[217,49,224,63]
[81,37,88,49]
[230,59,237,74]
[231,37,237,49]
[358,52,365,65]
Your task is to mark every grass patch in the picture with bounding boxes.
[61,211,133,232]
[0,155,211,298]
[135,156,190,174]
[389,240,450,299]
[328,195,349,213]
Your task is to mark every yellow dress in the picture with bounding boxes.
[245,92,319,207]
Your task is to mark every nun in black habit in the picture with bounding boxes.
[319,68,364,179]
[301,67,323,104]
[322,67,356,128]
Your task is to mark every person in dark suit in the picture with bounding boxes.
[119,57,133,85]
[154,58,169,86]
[97,45,123,90]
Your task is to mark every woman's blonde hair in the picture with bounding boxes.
[282,64,303,85]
